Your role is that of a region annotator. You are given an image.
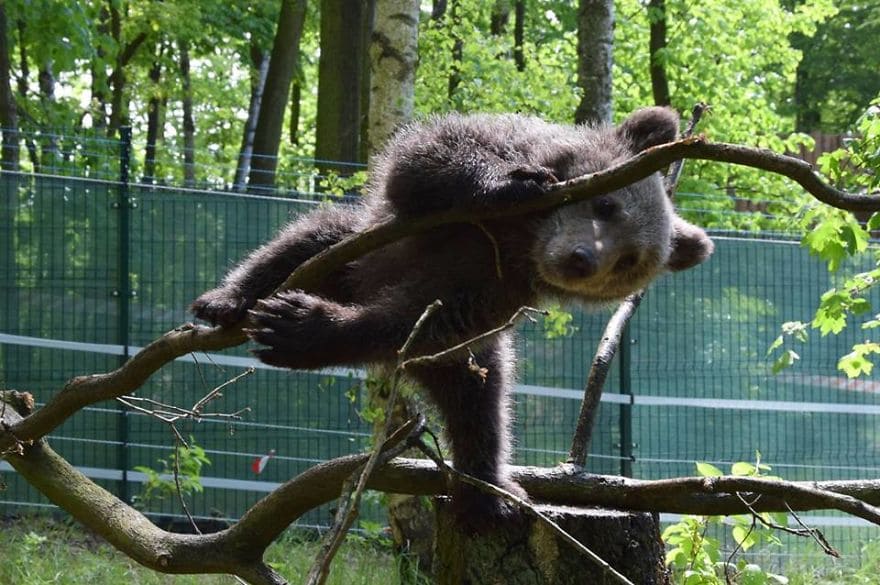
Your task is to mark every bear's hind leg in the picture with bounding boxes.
[408,332,526,527]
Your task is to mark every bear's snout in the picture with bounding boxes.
[564,245,599,278]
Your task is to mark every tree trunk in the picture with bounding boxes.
[648,0,670,107]
[491,0,511,35]
[15,19,39,172]
[434,501,669,585]
[179,39,195,188]
[0,2,19,171]
[358,0,376,165]
[315,0,371,181]
[247,0,308,193]
[0,2,18,388]
[90,5,110,132]
[367,0,419,154]
[234,45,270,192]
[38,62,59,170]
[514,0,525,72]
[106,4,147,137]
[143,48,163,184]
[575,0,614,125]
[446,0,463,100]
[288,64,301,146]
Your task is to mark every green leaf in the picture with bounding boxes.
[766,334,784,355]
[696,462,724,477]
[771,350,800,374]
[838,342,880,378]
[731,461,757,476]
[732,525,759,551]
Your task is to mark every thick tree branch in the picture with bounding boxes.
[2,407,285,585]
[282,136,879,293]
[6,377,880,583]
[3,136,876,454]
[0,324,244,453]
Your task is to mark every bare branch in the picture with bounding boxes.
[734,492,840,557]
[568,291,643,466]
[665,102,709,196]
[402,306,546,369]
[569,103,708,467]
[281,135,880,295]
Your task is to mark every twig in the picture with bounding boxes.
[171,433,200,535]
[115,368,253,441]
[724,512,755,585]
[304,301,442,585]
[401,305,546,369]
[568,291,643,467]
[665,102,709,196]
[414,437,636,585]
[192,367,255,414]
[733,492,840,557]
[785,502,841,558]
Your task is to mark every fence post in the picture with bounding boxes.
[115,126,132,502]
[618,324,634,477]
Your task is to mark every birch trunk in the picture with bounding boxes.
[367,0,419,154]
[575,0,614,125]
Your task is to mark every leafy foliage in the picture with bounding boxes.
[133,439,211,508]
[664,456,790,585]
[781,99,880,377]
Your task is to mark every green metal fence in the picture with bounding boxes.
[1,133,879,568]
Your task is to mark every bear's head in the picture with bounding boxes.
[533,107,713,303]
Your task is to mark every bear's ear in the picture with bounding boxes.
[667,215,714,272]
[616,107,680,153]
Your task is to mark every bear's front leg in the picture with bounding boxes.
[191,205,360,327]
[246,290,401,370]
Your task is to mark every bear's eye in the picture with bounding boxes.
[592,196,618,221]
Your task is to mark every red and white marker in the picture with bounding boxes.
[251,449,276,475]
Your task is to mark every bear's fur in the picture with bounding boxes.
[191,107,713,522]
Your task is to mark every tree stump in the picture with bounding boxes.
[433,499,668,585]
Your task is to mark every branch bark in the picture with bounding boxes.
[2,136,877,455]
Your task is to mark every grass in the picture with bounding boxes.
[0,516,425,585]
[3,515,880,584]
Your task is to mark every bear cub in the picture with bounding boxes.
[191,107,713,522]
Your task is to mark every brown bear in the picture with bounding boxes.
[191,107,713,522]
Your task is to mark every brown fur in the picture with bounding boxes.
[191,107,713,524]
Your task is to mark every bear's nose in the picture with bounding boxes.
[565,245,599,278]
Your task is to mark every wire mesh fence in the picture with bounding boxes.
[1,131,879,569]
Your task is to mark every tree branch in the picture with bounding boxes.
[4,135,875,454]
[567,291,643,467]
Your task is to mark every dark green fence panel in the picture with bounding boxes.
[2,159,880,562]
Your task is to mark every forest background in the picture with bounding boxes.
[0,0,877,218]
